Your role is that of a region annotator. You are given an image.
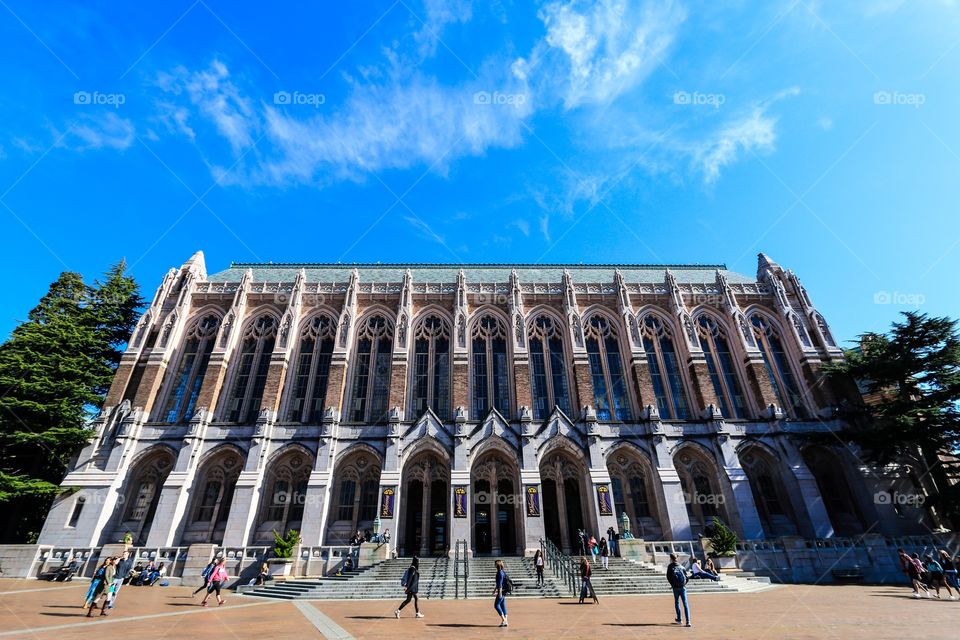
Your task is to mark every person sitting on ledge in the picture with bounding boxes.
[689,558,720,581]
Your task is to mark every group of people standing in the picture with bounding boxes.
[899,548,958,599]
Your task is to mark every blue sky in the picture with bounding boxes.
[0,0,958,345]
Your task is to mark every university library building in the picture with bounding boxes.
[32,252,936,566]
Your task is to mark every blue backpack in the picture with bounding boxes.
[400,567,410,587]
[668,564,687,588]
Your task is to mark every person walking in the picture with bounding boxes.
[589,535,599,566]
[606,526,617,557]
[599,537,609,570]
[941,550,959,591]
[200,558,228,607]
[667,553,691,627]
[193,558,217,597]
[86,557,116,617]
[579,557,599,604]
[898,549,929,598]
[534,549,545,587]
[494,559,510,627]
[107,551,134,610]
[395,556,424,619]
[924,554,955,600]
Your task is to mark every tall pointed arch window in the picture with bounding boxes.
[584,316,631,421]
[226,315,278,424]
[412,315,451,420]
[471,314,510,419]
[696,315,748,419]
[640,315,690,419]
[528,315,572,419]
[162,314,220,423]
[349,315,393,423]
[750,315,808,418]
[287,314,337,423]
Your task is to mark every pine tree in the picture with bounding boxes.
[0,263,143,541]
[826,311,960,525]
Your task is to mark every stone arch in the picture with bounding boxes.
[801,445,871,536]
[398,444,451,556]
[180,445,245,545]
[252,445,314,543]
[605,442,668,540]
[539,439,593,554]
[672,441,732,537]
[325,445,383,545]
[470,442,524,555]
[737,441,804,537]
[114,445,177,545]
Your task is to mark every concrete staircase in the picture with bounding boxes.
[239,555,771,600]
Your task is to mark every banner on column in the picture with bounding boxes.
[525,485,541,517]
[453,486,468,518]
[595,484,613,516]
[380,487,396,519]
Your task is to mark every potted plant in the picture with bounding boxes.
[706,520,738,571]
[121,531,134,545]
[268,529,300,577]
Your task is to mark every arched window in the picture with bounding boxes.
[120,450,175,544]
[528,315,572,419]
[696,315,748,419]
[189,450,242,535]
[471,314,510,418]
[750,315,808,418]
[162,314,220,423]
[259,451,311,536]
[412,315,451,420]
[225,315,278,424]
[584,316,631,421]
[287,314,337,423]
[349,315,393,423]
[640,315,690,420]
[326,452,382,542]
[674,449,728,535]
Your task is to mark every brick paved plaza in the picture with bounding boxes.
[1,579,957,639]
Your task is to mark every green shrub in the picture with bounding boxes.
[707,520,738,557]
[272,529,300,559]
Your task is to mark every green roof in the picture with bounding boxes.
[206,263,756,285]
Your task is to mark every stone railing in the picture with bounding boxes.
[295,545,358,577]
[126,546,189,578]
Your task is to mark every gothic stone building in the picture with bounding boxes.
[37,253,931,556]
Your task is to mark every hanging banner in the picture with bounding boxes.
[596,484,613,516]
[453,486,468,518]
[525,485,541,517]
[380,487,396,519]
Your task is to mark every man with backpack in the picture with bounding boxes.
[667,553,692,627]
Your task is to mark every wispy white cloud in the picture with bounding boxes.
[413,0,473,58]
[55,112,135,151]
[692,88,799,183]
[519,0,686,109]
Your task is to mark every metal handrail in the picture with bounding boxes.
[541,537,576,595]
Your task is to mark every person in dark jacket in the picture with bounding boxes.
[107,551,134,609]
[667,553,691,627]
[395,556,424,619]
[579,557,599,604]
[493,559,509,627]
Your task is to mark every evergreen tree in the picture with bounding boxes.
[826,311,960,525]
[0,263,142,541]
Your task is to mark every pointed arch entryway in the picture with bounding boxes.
[470,444,524,556]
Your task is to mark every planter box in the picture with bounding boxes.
[267,559,294,577]
[711,555,738,572]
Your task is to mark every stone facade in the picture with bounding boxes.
[37,253,932,556]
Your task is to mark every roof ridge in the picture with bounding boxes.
[225,262,730,270]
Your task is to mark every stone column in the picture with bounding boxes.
[780,440,834,538]
[652,434,693,540]
[490,469,501,555]
[419,478,430,556]
[716,433,764,539]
